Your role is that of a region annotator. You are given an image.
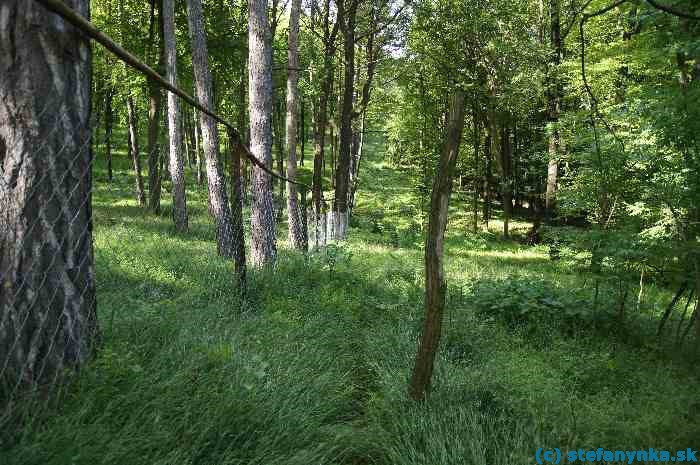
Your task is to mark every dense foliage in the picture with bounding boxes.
[2,0,700,462]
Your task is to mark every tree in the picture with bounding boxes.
[248,0,277,266]
[545,0,562,216]
[163,0,188,232]
[286,0,306,251]
[348,1,381,215]
[333,0,361,240]
[185,0,237,258]
[127,95,147,206]
[310,0,340,248]
[0,0,98,389]
[227,128,247,288]
[409,88,466,401]
[104,87,114,182]
[146,0,165,214]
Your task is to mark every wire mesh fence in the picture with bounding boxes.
[0,0,335,441]
[1,89,99,438]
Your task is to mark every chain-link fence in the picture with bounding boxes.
[0,0,339,440]
[1,79,98,437]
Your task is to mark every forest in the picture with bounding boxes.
[1,0,699,463]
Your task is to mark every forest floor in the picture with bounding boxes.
[3,136,700,464]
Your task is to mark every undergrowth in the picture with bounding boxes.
[2,137,699,464]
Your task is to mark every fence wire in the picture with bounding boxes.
[1,88,99,439]
[0,0,340,441]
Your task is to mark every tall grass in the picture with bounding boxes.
[2,136,699,464]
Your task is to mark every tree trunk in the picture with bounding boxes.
[347,12,378,220]
[409,89,466,401]
[472,102,480,233]
[226,128,247,288]
[163,0,188,232]
[186,0,237,257]
[286,0,305,251]
[236,50,248,203]
[147,0,165,213]
[333,0,357,240]
[483,121,492,227]
[348,112,365,215]
[658,282,687,336]
[182,107,192,168]
[0,0,98,390]
[274,97,285,221]
[91,84,105,154]
[127,96,147,206]
[104,87,114,182]
[499,124,513,238]
[312,0,339,248]
[194,109,204,185]
[300,98,306,166]
[248,0,277,266]
[545,0,562,216]
[329,124,335,186]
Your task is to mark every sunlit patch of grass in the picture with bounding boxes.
[3,135,699,465]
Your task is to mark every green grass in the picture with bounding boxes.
[2,133,699,464]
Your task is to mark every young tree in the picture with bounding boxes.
[286,0,306,250]
[0,0,98,388]
[409,89,466,401]
[248,0,277,266]
[185,0,237,257]
[163,0,188,232]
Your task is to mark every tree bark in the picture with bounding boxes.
[545,0,562,216]
[472,102,480,233]
[348,14,378,217]
[286,0,305,251]
[163,0,188,232]
[300,98,306,166]
[127,96,147,206]
[348,112,364,215]
[312,0,340,248]
[147,0,165,213]
[226,128,247,288]
[274,97,285,220]
[194,108,204,185]
[248,0,277,266]
[483,125,492,227]
[182,107,192,168]
[487,81,507,237]
[329,123,335,186]
[0,0,98,390]
[236,43,248,203]
[499,124,513,238]
[409,89,466,401]
[333,0,358,240]
[104,87,114,182]
[185,0,237,257]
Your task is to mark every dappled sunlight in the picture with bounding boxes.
[6,0,700,461]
